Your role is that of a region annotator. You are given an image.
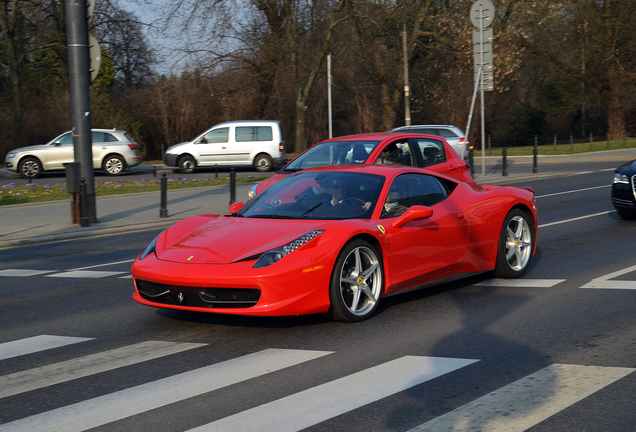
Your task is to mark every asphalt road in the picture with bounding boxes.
[1,169,636,431]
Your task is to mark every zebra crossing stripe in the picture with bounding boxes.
[580,264,636,290]
[0,336,93,361]
[0,341,206,399]
[407,364,635,432]
[187,356,478,432]
[0,348,332,432]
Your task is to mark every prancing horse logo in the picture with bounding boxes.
[177,292,185,303]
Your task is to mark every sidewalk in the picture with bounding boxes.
[1,149,634,249]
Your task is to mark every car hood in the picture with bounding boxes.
[156,215,329,264]
[167,141,194,152]
[8,145,50,154]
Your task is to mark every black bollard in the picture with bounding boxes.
[160,172,168,218]
[502,147,508,177]
[215,164,218,179]
[533,136,538,174]
[469,149,474,176]
[230,168,236,205]
[80,177,90,227]
[570,134,573,153]
[153,166,157,179]
[590,132,593,151]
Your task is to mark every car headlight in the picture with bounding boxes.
[6,151,16,159]
[613,173,630,184]
[253,230,324,268]
[138,229,168,260]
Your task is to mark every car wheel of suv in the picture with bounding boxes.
[179,155,196,174]
[19,157,42,179]
[103,155,126,175]
[254,154,273,172]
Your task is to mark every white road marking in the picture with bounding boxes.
[407,364,634,432]
[473,279,565,288]
[538,210,614,228]
[536,185,609,199]
[187,356,478,432]
[1,348,333,432]
[68,259,134,271]
[0,269,55,277]
[46,270,127,278]
[0,336,93,361]
[580,264,636,290]
[0,341,206,399]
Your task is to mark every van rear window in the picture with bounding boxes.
[236,126,273,142]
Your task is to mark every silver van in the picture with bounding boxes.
[163,120,286,173]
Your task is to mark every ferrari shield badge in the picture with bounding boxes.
[377,224,385,234]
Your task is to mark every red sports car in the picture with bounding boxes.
[132,165,537,322]
[248,132,474,199]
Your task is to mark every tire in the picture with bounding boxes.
[19,157,42,179]
[616,207,636,220]
[103,155,126,175]
[179,155,196,174]
[494,209,535,278]
[254,153,273,172]
[328,240,384,322]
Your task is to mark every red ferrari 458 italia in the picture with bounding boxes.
[132,165,537,322]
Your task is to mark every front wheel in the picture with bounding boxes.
[179,155,196,174]
[254,153,273,172]
[495,209,535,278]
[328,240,384,322]
[103,155,126,175]
[19,157,42,179]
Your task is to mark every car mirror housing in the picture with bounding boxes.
[392,205,433,228]
[229,202,244,214]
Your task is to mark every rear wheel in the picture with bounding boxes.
[254,153,273,172]
[103,155,126,175]
[495,209,535,278]
[19,157,42,179]
[328,240,383,322]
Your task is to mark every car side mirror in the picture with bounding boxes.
[392,205,433,228]
[229,202,244,214]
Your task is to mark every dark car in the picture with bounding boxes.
[249,132,474,199]
[611,160,636,219]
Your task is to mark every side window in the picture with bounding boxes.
[374,141,415,166]
[256,126,272,141]
[91,132,106,144]
[438,129,458,138]
[381,173,448,219]
[235,126,272,142]
[59,133,74,146]
[414,138,447,167]
[104,133,119,142]
[200,128,228,144]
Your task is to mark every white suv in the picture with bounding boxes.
[389,125,469,159]
[163,120,286,173]
[4,129,142,179]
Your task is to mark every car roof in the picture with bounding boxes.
[294,162,461,183]
[319,132,444,142]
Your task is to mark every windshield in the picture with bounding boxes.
[283,140,381,172]
[238,171,385,220]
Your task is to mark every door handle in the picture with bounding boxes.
[448,164,457,171]
[456,212,464,219]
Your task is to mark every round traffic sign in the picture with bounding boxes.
[470,0,495,28]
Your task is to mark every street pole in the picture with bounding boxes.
[479,4,486,176]
[65,0,96,223]
[327,53,333,138]
[402,0,411,126]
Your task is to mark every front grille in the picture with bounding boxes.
[136,279,260,308]
[632,175,636,195]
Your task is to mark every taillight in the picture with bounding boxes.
[279,143,284,152]
[128,144,138,150]
[459,137,472,150]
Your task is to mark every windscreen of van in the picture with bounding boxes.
[236,126,273,142]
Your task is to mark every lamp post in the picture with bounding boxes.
[402,0,411,126]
